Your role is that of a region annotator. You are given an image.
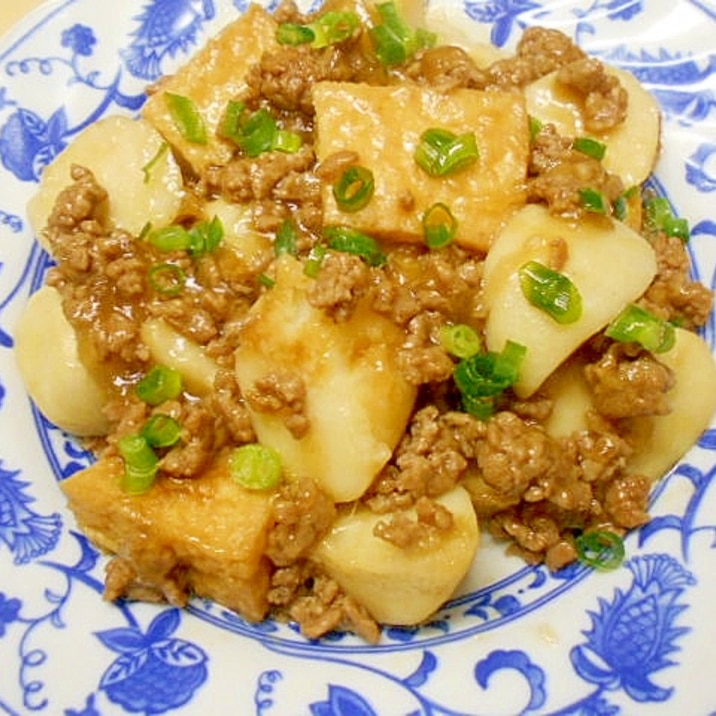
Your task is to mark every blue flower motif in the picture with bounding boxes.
[310,684,378,716]
[686,143,716,192]
[97,608,208,713]
[61,24,97,57]
[475,650,546,713]
[570,555,695,703]
[64,694,101,716]
[579,0,643,22]
[463,0,541,47]
[0,463,62,563]
[0,592,21,636]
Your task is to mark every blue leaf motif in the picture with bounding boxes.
[100,650,150,687]
[698,427,716,449]
[475,650,547,712]
[310,685,378,716]
[403,650,438,688]
[95,625,149,654]
[686,144,716,192]
[463,0,541,47]
[146,606,181,642]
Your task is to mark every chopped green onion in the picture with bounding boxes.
[221,100,247,143]
[519,260,583,324]
[164,92,207,145]
[574,136,607,161]
[272,129,303,154]
[276,22,315,46]
[414,128,479,177]
[644,196,690,240]
[304,244,328,278]
[188,215,224,256]
[136,365,183,406]
[258,273,275,288]
[575,530,625,571]
[141,142,169,184]
[148,263,187,296]
[613,186,639,222]
[369,1,436,66]
[229,443,283,490]
[324,226,386,266]
[529,116,543,142]
[141,414,182,448]
[605,303,676,354]
[310,11,361,49]
[333,165,375,212]
[275,219,299,257]
[439,324,481,359]
[453,340,526,420]
[422,202,458,248]
[117,433,159,495]
[147,224,192,252]
[579,187,609,214]
[222,105,302,157]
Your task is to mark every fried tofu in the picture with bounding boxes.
[142,4,279,174]
[61,452,274,622]
[313,82,529,252]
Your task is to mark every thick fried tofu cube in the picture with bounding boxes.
[61,453,274,622]
[142,5,279,174]
[313,82,529,252]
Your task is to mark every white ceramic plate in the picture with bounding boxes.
[1,1,715,714]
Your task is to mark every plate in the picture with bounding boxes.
[1,1,715,714]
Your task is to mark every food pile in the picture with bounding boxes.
[14,0,716,641]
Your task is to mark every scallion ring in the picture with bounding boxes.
[439,323,481,359]
[605,303,676,354]
[332,165,375,212]
[146,225,192,252]
[574,136,607,161]
[164,92,207,145]
[519,260,583,324]
[579,187,609,214]
[141,414,182,449]
[324,226,386,266]
[415,128,479,177]
[136,365,183,406]
[575,530,625,571]
[148,263,187,297]
[117,433,159,495]
[229,443,283,491]
[422,202,458,248]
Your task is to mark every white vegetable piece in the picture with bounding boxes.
[27,116,184,252]
[140,318,220,397]
[312,486,479,625]
[524,66,661,187]
[483,204,657,397]
[626,328,716,481]
[235,255,417,503]
[14,286,110,436]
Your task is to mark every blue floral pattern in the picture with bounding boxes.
[0,0,715,713]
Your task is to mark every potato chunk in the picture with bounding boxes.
[61,453,273,622]
[235,255,417,502]
[14,286,110,436]
[28,116,184,251]
[483,204,657,397]
[312,486,479,625]
[525,66,661,187]
[142,5,279,174]
[313,82,529,252]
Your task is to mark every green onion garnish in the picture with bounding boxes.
[333,165,375,213]
[229,443,283,490]
[117,433,159,495]
[147,225,192,252]
[422,202,458,248]
[605,303,676,354]
[575,530,625,571]
[222,105,302,157]
[573,136,607,161]
[439,323,481,359]
[141,142,169,184]
[148,263,187,296]
[141,414,182,448]
[414,128,479,177]
[188,215,224,256]
[304,244,328,278]
[519,260,583,324]
[453,340,526,420]
[324,226,387,266]
[310,11,361,49]
[275,219,299,257]
[579,187,609,214]
[136,365,183,406]
[369,1,436,66]
[164,92,207,145]
[644,196,690,241]
[528,116,543,142]
[258,273,275,288]
[276,22,316,46]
